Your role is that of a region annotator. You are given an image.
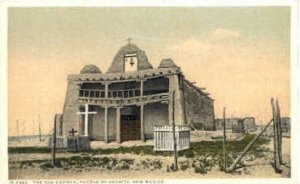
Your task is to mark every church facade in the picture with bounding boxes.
[56,43,215,143]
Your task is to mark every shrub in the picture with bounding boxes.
[183,150,195,158]
[152,160,162,170]
[40,162,54,171]
[192,158,213,174]
[179,161,190,171]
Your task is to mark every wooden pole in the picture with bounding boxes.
[227,118,273,172]
[172,90,178,171]
[222,107,227,170]
[16,120,20,164]
[16,120,20,143]
[271,98,281,173]
[38,114,42,142]
[51,115,57,166]
[276,99,283,164]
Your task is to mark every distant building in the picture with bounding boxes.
[262,117,290,137]
[55,43,215,143]
[215,117,256,133]
[243,117,256,131]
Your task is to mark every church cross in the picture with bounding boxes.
[127,37,132,45]
[77,104,97,136]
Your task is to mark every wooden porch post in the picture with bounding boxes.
[140,104,145,142]
[104,106,109,143]
[105,83,109,98]
[116,107,121,143]
[140,80,144,97]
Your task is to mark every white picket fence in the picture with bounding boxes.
[154,125,190,151]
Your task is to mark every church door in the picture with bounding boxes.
[121,114,141,141]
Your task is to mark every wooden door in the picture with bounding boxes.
[121,115,141,141]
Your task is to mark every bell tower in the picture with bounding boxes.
[107,40,153,73]
[124,53,138,72]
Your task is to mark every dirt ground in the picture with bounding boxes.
[8,135,291,179]
[8,130,244,148]
[8,165,283,179]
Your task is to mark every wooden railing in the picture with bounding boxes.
[79,89,105,98]
[79,88,141,99]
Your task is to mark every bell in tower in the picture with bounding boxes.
[107,41,153,73]
[124,53,138,72]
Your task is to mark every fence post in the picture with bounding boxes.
[38,114,42,142]
[172,90,178,171]
[51,115,57,166]
[276,99,283,164]
[222,107,227,170]
[227,118,273,172]
[271,98,281,173]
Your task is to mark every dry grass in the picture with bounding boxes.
[9,134,272,177]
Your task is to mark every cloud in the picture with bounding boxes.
[210,28,241,40]
[164,28,242,59]
[162,34,289,123]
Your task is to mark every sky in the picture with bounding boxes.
[8,7,290,136]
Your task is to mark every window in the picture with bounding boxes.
[124,53,138,72]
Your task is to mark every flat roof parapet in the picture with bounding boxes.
[68,67,181,82]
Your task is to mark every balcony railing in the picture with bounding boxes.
[79,89,105,98]
[79,88,141,99]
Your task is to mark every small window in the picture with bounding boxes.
[124,53,138,72]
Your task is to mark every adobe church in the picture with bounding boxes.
[55,43,215,143]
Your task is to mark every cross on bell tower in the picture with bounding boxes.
[127,37,132,45]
